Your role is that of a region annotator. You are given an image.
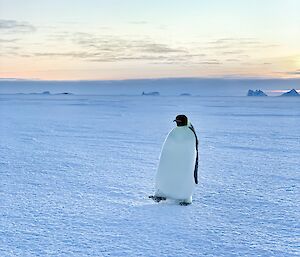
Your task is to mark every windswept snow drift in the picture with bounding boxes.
[0,94,299,256]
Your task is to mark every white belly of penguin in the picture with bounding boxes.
[155,127,196,200]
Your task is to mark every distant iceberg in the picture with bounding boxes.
[55,92,74,95]
[142,91,160,96]
[280,89,299,97]
[29,91,50,95]
[17,91,73,96]
[247,89,267,96]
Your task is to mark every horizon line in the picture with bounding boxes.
[1,76,300,82]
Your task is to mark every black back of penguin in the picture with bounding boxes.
[174,114,199,184]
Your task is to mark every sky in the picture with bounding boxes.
[0,0,300,80]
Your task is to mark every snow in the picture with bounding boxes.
[0,94,299,256]
[1,78,300,96]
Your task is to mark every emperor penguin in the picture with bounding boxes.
[150,114,199,205]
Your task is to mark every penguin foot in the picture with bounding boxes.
[149,195,167,203]
[179,202,191,206]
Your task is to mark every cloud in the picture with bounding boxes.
[209,38,260,46]
[274,69,300,76]
[225,58,240,62]
[33,49,192,63]
[197,60,221,65]
[51,32,192,63]
[0,19,36,33]
[25,31,223,66]
[285,70,300,75]
[138,43,187,54]
[34,52,90,58]
[71,33,186,54]
[0,38,20,43]
[221,50,245,55]
[205,38,280,53]
[3,29,276,69]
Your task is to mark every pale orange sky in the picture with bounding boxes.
[0,0,300,80]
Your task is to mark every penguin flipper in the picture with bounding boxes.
[188,124,199,184]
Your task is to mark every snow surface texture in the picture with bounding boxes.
[0,94,299,257]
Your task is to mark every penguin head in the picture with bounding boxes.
[174,114,188,127]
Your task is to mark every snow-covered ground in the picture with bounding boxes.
[0,94,299,256]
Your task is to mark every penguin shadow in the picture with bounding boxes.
[140,195,195,207]
[126,197,197,226]
[149,195,197,206]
